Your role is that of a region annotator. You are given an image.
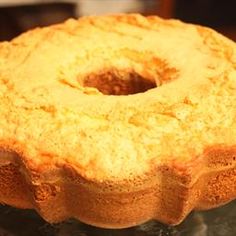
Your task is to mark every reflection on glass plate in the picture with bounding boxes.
[0,200,235,236]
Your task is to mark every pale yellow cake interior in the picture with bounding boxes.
[0,14,235,181]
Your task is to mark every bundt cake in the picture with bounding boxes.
[0,14,235,228]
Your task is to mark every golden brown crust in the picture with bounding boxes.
[0,14,235,227]
[0,146,235,227]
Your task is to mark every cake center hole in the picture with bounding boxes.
[82,71,157,95]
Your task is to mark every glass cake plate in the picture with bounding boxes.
[0,200,235,236]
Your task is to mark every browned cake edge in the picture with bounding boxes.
[0,145,235,228]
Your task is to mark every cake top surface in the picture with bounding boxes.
[0,14,235,181]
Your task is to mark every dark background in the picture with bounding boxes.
[0,0,235,41]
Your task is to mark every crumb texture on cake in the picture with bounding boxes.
[0,14,235,227]
[0,14,235,181]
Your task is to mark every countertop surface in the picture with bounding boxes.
[0,200,235,236]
